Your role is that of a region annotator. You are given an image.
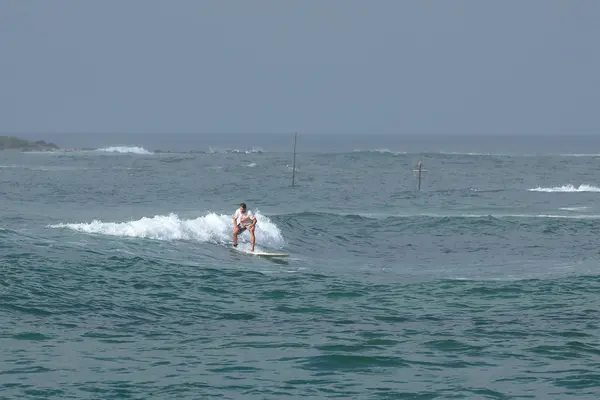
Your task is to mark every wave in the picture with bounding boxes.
[0,164,89,171]
[336,150,600,158]
[48,212,285,249]
[208,146,264,154]
[95,146,153,155]
[435,151,514,156]
[352,148,406,156]
[559,153,600,157]
[270,210,600,221]
[559,206,590,212]
[528,185,600,193]
[348,149,524,157]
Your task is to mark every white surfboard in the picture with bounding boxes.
[231,246,289,258]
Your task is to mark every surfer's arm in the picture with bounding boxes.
[232,210,240,226]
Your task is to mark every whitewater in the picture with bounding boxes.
[49,212,286,251]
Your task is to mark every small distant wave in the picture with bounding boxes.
[529,214,600,219]
[272,210,600,221]
[528,184,600,193]
[436,151,508,156]
[95,146,153,155]
[208,146,264,154]
[559,206,590,212]
[559,153,600,157]
[350,150,524,157]
[352,148,406,155]
[48,212,285,248]
[346,150,600,158]
[0,164,87,171]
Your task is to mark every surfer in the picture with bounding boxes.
[232,202,257,252]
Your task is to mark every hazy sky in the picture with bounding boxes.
[1,1,599,135]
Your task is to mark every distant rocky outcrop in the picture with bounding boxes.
[0,136,60,151]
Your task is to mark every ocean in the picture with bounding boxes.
[1,133,600,399]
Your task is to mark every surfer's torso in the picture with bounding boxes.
[234,209,254,227]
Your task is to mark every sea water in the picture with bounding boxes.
[1,133,599,399]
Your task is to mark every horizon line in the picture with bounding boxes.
[2,131,598,136]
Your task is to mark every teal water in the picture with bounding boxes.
[1,134,600,399]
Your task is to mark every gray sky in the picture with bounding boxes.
[1,0,599,135]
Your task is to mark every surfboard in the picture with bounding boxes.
[231,246,289,258]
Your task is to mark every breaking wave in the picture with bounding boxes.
[528,184,600,193]
[95,146,153,155]
[48,212,285,250]
[208,146,264,154]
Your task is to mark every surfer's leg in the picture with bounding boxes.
[249,225,255,252]
[232,225,241,246]
[233,225,246,246]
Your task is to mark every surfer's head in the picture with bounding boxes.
[239,203,247,211]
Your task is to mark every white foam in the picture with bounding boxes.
[355,212,600,220]
[559,153,600,157]
[95,146,153,155]
[244,147,264,154]
[531,214,600,219]
[528,184,600,193]
[437,151,501,156]
[208,146,264,154]
[352,148,406,155]
[559,206,590,211]
[48,212,285,248]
